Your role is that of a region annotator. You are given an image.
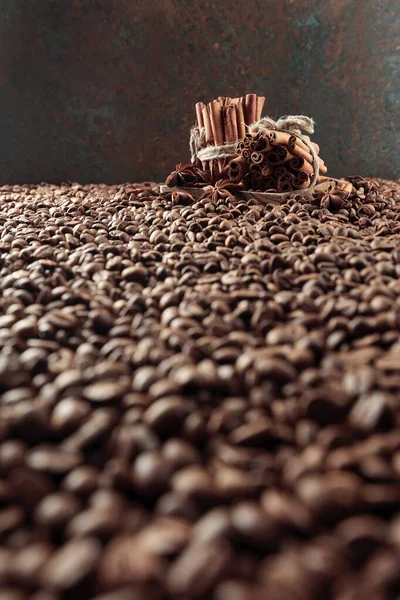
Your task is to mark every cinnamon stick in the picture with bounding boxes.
[249,163,263,178]
[236,140,246,154]
[261,165,272,177]
[229,156,248,182]
[274,166,288,179]
[290,144,314,166]
[223,105,238,142]
[289,156,313,175]
[318,158,328,174]
[209,100,224,146]
[202,107,214,145]
[293,173,310,189]
[195,102,206,170]
[244,94,257,125]
[261,176,277,191]
[243,133,253,148]
[277,173,294,193]
[269,130,289,146]
[256,96,265,120]
[250,151,264,165]
[302,135,320,155]
[195,102,205,129]
[209,100,225,176]
[254,135,270,152]
[265,145,289,165]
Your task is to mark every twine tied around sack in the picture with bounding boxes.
[190,114,320,187]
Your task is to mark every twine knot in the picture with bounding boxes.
[248,115,315,136]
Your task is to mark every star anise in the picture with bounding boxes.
[165,162,213,188]
[318,187,350,211]
[199,179,243,202]
[190,167,213,188]
[165,163,198,187]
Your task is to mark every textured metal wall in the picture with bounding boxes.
[0,0,399,184]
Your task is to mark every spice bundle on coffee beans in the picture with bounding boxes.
[166,93,329,194]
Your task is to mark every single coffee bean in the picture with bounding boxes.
[134,516,192,556]
[161,438,200,470]
[214,579,265,600]
[0,505,24,535]
[65,507,121,540]
[9,541,53,587]
[132,451,171,496]
[155,491,200,522]
[0,588,29,600]
[10,467,54,509]
[143,397,189,434]
[171,465,215,499]
[192,507,232,542]
[26,446,82,474]
[62,465,100,496]
[0,440,27,474]
[98,534,164,589]
[230,501,280,550]
[83,380,129,403]
[34,492,81,529]
[50,398,91,433]
[335,515,386,566]
[40,537,101,590]
[166,538,232,597]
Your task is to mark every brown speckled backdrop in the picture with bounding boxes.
[0,0,399,184]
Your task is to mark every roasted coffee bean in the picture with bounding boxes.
[40,536,101,590]
[214,579,265,600]
[91,587,162,600]
[98,534,164,589]
[132,451,171,496]
[296,472,362,522]
[134,516,192,556]
[166,538,232,597]
[9,467,53,509]
[335,515,386,566]
[143,396,189,434]
[0,440,27,474]
[171,465,215,499]
[83,380,129,403]
[0,588,29,600]
[29,593,61,600]
[161,438,200,470]
[34,492,81,529]
[155,491,200,522]
[50,398,91,433]
[261,489,313,532]
[192,507,232,542]
[0,546,12,583]
[231,501,280,550]
[0,505,24,535]
[26,446,82,474]
[65,507,121,540]
[9,541,53,587]
[62,465,100,496]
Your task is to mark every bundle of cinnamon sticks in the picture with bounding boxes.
[195,94,265,179]
[167,94,331,194]
[231,128,327,192]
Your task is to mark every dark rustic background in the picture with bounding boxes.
[0,0,399,185]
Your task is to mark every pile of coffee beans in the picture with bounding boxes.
[0,176,400,599]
